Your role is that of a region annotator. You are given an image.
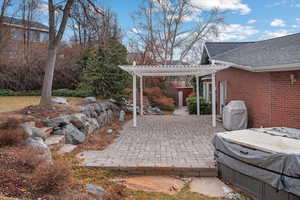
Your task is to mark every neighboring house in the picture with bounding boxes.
[201,34,300,129]
[0,16,49,62]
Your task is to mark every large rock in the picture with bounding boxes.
[26,137,52,162]
[63,124,86,145]
[52,97,68,104]
[85,118,99,135]
[84,97,97,104]
[86,184,106,198]
[44,115,72,128]
[58,144,77,154]
[69,113,99,135]
[93,104,103,114]
[96,112,107,128]
[45,135,65,145]
[21,123,52,140]
[119,110,125,121]
[69,113,89,129]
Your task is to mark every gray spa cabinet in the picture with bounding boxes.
[213,128,300,200]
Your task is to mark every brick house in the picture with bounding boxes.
[0,16,49,62]
[201,33,300,129]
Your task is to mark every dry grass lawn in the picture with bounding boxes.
[0,96,83,112]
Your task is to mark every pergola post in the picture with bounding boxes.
[140,76,143,116]
[133,73,137,127]
[196,76,200,116]
[212,72,217,127]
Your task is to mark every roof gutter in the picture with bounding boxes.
[3,22,49,33]
[211,59,300,72]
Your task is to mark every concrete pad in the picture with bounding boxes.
[189,177,233,198]
[113,176,185,195]
[58,144,77,154]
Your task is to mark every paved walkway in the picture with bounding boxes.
[173,106,189,116]
[77,115,225,174]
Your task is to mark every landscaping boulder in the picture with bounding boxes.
[63,124,86,144]
[45,135,65,146]
[69,113,89,129]
[52,97,68,104]
[58,144,77,154]
[86,184,107,198]
[21,123,52,140]
[44,115,72,129]
[84,97,97,104]
[93,104,103,114]
[106,129,113,134]
[96,112,107,128]
[26,137,52,162]
[148,107,164,115]
[85,118,99,135]
[119,110,125,121]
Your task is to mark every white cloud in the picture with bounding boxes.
[296,18,300,23]
[129,28,140,35]
[247,19,256,24]
[215,24,259,41]
[260,30,289,40]
[270,19,286,27]
[190,0,251,15]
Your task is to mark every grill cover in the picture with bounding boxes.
[222,100,247,130]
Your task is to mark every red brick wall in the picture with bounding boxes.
[216,67,272,128]
[216,67,300,129]
[270,71,300,128]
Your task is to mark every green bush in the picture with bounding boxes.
[0,89,92,98]
[186,97,211,114]
[0,89,40,96]
[52,89,93,97]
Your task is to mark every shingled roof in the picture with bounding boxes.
[205,42,253,57]
[1,16,49,31]
[211,33,300,70]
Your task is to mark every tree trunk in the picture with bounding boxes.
[40,44,57,105]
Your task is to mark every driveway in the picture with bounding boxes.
[77,115,225,175]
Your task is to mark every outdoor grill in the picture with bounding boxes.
[213,128,300,200]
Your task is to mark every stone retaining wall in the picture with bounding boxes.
[43,101,120,144]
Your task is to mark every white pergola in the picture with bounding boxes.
[119,63,229,127]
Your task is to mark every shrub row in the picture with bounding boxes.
[186,97,211,114]
[0,89,93,97]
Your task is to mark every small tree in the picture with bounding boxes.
[79,39,131,99]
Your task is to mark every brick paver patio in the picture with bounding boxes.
[77,115,225,175]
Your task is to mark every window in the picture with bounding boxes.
[11,28,23,41]
[40,32,49,41]
[8,51,17,59]
[28,30,36,41]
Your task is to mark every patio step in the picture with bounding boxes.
[87,166,217,177]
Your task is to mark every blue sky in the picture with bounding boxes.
[102,0,300,42]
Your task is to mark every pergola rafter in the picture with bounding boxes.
[119,64,229,127]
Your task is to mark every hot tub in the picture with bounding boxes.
[213,128,300,200]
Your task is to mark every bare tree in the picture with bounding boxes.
[40,0,74,105]
[69,2,120,48]
[0,0,12,57]
[130,0,223,64]
[40,0,106,105]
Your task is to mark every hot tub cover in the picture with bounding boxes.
[213,128,300,196]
